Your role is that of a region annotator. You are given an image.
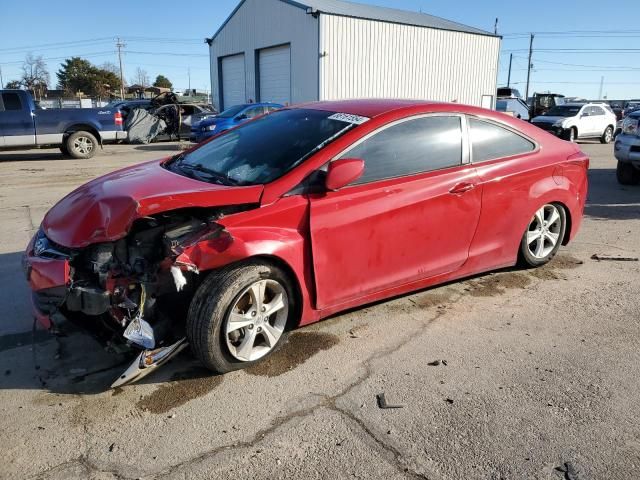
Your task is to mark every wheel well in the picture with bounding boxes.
[556,201,572,246]
[64,124,101,143]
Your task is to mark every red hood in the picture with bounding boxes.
[42,159,263,248]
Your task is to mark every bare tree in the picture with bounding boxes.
[130,67,149,88]
[21,53,49,100]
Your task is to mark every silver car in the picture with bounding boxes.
[614,112,640,185]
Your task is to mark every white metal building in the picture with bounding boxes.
[207,0,501,111]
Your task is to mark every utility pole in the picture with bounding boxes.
[188,67,191,94]
[0,65,4,89]
[494,18,499,35]
[598,76,604,100]
[507,53,513,87]
[525,33,534,103]
[116,37,126,100]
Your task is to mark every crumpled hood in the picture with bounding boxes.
[42,159,263,248]
[531,116,566,124]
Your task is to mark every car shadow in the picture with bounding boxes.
[0,150,70,163]
[133,143,187,152]
[585,168,640,221]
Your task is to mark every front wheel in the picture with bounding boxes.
[600,126,614,144]
[519,204,567,267]
[65,131,98,159]
[186,261,296,373]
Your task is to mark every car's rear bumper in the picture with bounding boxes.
[101,130,128,142]
[614,134,640,167]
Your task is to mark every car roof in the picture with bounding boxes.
[291,99,446,118]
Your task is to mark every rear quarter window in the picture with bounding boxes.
[469,118,535,163]
[1,93,23,111]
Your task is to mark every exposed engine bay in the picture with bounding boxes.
[33,206,249,387]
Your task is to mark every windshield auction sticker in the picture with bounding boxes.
[328,113,370,125]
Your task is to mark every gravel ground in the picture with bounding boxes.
[0,141,638,480]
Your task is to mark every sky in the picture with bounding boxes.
[2,0,640,100]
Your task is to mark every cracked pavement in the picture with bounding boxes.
[1,142,639,479]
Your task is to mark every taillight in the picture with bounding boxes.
[114,111,123,126]
[567,151,589,170]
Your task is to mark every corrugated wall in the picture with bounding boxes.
[319,14,501,107]
[209,0,319,111]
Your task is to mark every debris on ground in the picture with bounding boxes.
[428,359,448,366]
[445,398,454,405]
[591,254,638,262]
[376,393,404,409]
[109,443,115,452]
[555,461,579,480]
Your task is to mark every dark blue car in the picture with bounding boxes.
[190,102,283,143]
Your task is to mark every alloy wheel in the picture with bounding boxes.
[73,136,94,155]
[225,279,288,362]
[526,204,563,259]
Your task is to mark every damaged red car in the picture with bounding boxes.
[23,100,589,387]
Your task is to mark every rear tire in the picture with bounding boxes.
[616,161,640,185]
[519,203,567,268]
[65,131,98,159]
[186,261,297,374]
[600,126,614,144]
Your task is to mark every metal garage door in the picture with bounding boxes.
[258,45,291,105]
[221,54,246,110]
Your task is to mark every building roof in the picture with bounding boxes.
[210,0,496,42]
[289,0,495,36]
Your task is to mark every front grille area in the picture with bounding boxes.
[532,122,555,132]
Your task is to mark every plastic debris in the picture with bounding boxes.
[376,393,404,409]
[591,254,638,262]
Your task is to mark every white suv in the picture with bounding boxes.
[531,102,617,143]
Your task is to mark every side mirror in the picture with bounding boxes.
[326,158,365,191]
[235,114,248,121]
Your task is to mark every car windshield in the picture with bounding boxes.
[216,105,247,118]
[545,106,581,117]
[167,109,359,186]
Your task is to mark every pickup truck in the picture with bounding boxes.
[0,89,127,159]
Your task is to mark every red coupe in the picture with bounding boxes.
[23,100,589,386]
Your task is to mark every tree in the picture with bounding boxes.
[57,57,122,99]
[5,80,22,89]
[131,67,149,88]
[21,53,49,100]
[153,75,172,89]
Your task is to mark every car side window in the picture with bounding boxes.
[469,118,535,163]
[591,106,605,116]
[1,93,22,111]
[244,106,265,119]
[339,116,463,185]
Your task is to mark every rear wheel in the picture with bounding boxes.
[600,126,614,144]
[186,261,296,373]
[616,161,640,185]
[65,131,98,159]
[519,204,567,267]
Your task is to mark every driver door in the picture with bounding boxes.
[309,115,482,310]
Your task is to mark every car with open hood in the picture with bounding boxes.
[24,99,589,387]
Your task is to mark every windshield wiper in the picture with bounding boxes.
[179,162,239,186]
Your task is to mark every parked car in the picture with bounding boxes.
[104,99,152,121]
[614,110,640,185]
[190,102,283,143]
[24,99,588,387]
[496,98,530,120]
[623,101,640,117]
[531,102,616,143]
[154,103,216,140]
[0,89,126,158]
[530,93,566,118]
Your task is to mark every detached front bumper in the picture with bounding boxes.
[531,122,566,138]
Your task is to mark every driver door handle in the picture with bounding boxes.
[449,182,476,195]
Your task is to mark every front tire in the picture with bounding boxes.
[519,204,567,267]
[65,131,98,159]
[563,127,577,142]
[616,161,640,185]
[186,261,296,373]
[600,126,614,144]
